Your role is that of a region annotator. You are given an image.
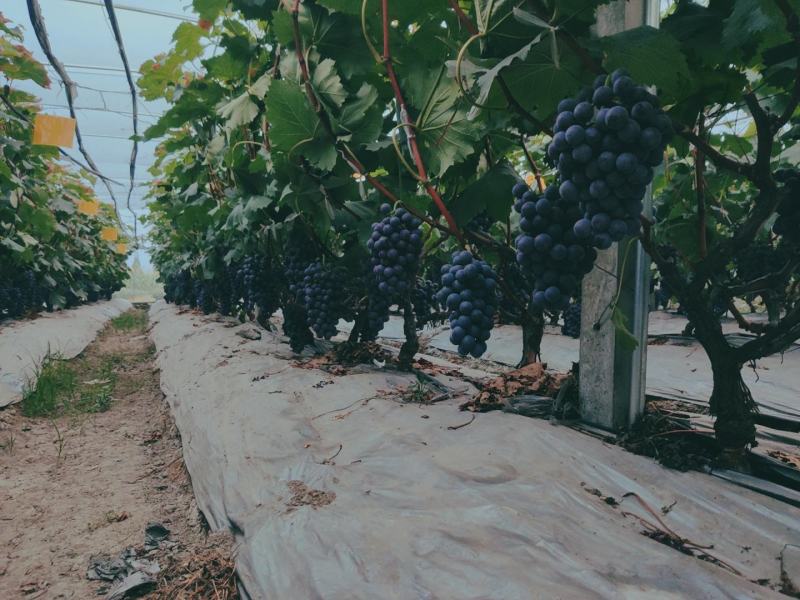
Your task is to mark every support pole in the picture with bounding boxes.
[578,0,658,431]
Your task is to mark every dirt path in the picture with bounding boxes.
[0,309,236,599]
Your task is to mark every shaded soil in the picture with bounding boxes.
[618,401,720,472]
[0,309,237,599]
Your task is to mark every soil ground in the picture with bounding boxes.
[0,309,236,599]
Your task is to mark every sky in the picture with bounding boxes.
[4,0,199,271]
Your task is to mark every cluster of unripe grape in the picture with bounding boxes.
[548,69,672,249]
[436,251,498,358]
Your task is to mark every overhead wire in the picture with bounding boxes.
[38,103,156,123]
[59,0,197,23]
[102,0,140,241]
[25,0,123,221]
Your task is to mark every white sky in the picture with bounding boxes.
[4,0,198,270]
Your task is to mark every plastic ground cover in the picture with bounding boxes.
[341,313,800,421]
[0,299,132,408]
[150,301,799,599]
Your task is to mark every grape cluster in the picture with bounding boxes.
[495,262,529,324]
[196,281,215,314]
[362,291,391,341]
[0,269,45,320]
[774,169,800,245]
[284,243,310,300]
[0,286,24,320]
[253,266,281,322]
[163,270,193,305]
[467,211,494,233]
[215,266,235,316]
[188,280,202,309]
[412,278,444,329]
[547,69,672,248]
[367,204,423,298]
[561,302,581,338]
[435,251,498,358]
[513,182,597,311]
[299,261,345,339]
[237,256,260,312]
[282,303,314,352]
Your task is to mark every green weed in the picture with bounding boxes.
[110,310,147,331]
[21,352,118,417]
[21,354,77,417]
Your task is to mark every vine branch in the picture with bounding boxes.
[774,0,800,131]
[379,0,464,244]
[447,0,478,35]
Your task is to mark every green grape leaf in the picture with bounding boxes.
[338,83,383,146]
[265,79,337,170]
[453,161,518,226]
[721,0,784,51]
[193,0,227,21]
[312,58,347,110]
[601,26,690,97]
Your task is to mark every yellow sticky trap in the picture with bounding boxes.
[77,199,100,216]
[115,243,127,254]
[525,173,535,187]
[101,227,118,241]
[32,114,76,148]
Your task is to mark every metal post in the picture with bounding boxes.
[578,0,658,431]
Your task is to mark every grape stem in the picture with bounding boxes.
[694,116,707,259]
[727,301,767,335]
[520,134,547,193]
[447,0,478,35]
[773,0,800,131]
[289,0,319,113]
[592,237,637,331]
[379,0,464,244]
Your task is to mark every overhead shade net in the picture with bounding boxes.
[32,114,76,147]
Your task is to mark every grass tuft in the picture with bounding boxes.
[21,353,117,417]
[111,310,147,332]
[21,354,76,417]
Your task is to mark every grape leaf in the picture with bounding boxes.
[453,161,518,225]
[312,59,347,110]
[601,26,690,97]
[218,92,259,131]
[265,79,337,170]
[721,0,784,51]
[193,0,227,21]
[316,0,441,23]
[338,83,383,146]
[403,66,483,177]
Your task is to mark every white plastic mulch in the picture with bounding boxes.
[150,300,798,599]
[0,298,132,408]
